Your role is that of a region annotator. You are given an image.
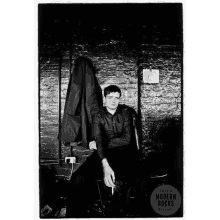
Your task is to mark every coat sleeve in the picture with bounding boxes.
[92,113,106,161]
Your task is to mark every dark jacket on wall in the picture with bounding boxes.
[58,56,103,148]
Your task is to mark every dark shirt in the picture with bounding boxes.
[92,107,131,161]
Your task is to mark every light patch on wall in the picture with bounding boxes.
[143,69,159,83]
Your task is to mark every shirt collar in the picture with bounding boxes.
[104,106,122,116]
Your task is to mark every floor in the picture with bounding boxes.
[40,179,159,218]
[40,165,183,218]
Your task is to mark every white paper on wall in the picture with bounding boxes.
[143,69,159,83]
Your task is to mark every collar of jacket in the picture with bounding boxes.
[103,106,122,116]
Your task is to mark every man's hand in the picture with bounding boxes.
[89,141,97,150]
[103,165,116,188]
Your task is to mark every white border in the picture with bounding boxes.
[30,1,219,220]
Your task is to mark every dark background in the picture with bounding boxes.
[39,3,182,47]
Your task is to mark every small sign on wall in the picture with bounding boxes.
[143,69,159,83]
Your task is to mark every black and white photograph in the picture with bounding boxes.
[38,2,183,218]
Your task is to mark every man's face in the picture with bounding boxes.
[105,92,120,110]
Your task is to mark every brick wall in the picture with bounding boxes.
[138,44,182,157]
[39,42,182,160]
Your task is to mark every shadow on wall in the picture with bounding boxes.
[142,117,182,182]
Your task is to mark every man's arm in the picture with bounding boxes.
[92,113,115,188]
[108,111,131,148]
[92,113,106,160]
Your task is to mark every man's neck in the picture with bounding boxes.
[106,107,117,115]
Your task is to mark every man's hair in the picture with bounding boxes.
[104,85,121,97]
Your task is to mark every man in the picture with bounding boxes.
[91,85,138,188]
[65,85,138,217]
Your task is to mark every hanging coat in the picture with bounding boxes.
[58,56,103,148]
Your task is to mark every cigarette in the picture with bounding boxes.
[112,187,114,195]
